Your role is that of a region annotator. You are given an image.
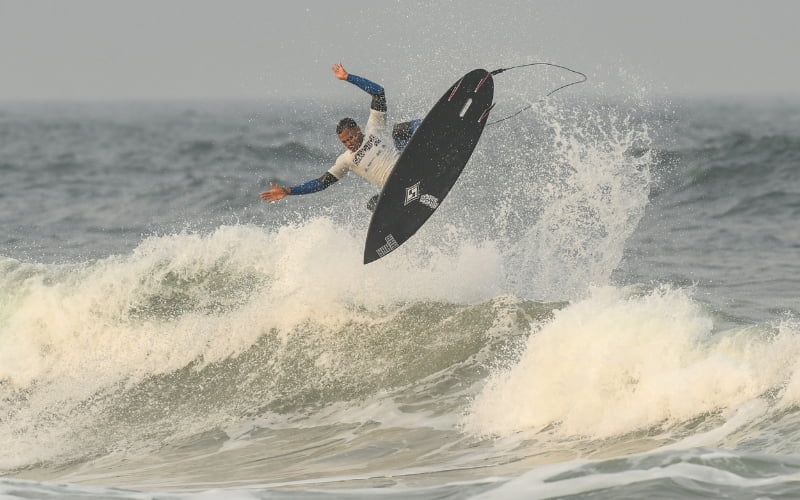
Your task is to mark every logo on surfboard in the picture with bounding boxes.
[376,234,399,258]
[404,182,421,205]
[419,194,439,209]
[403,181,439,210]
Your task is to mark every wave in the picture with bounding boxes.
[0,220,556,470]
[4,221,799,474]
[1,93,667,474]
[658,124,800,197]
[464,285,800,441]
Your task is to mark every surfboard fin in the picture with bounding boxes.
[447,79,463,102]
[475,73,492,92]
[479,103,496,123]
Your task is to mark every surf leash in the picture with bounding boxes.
[487,62,588,126]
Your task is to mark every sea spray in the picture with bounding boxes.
[494,100,653,300]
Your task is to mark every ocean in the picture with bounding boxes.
[1,87,800,499]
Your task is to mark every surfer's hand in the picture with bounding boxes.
[332,62,348,80]
[260,183,290,203]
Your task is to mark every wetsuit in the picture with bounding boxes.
[288,74,420,197]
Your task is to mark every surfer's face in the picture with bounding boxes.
[338,126,363,152]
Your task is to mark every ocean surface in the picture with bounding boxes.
[1,85,800,499]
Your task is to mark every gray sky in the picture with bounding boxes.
[1,0,799,101]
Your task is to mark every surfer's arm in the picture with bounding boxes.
[289,172,339,194]
[260,173,339,202]
[350,74,387,112]
[332,63,386,112]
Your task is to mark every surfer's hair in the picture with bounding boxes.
[336,118,358,134]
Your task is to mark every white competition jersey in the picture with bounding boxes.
[327,109,400,188]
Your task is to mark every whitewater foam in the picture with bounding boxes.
[464,285,800,439]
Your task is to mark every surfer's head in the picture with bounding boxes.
[336,117,363,152]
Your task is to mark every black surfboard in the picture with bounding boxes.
[363,69,495,264]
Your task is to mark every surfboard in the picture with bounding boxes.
[363,69,495,264]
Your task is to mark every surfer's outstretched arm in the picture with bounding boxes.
[332,63,386,112]
[260,64,385,204]
[260,172,339,203]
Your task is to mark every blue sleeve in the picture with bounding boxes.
[347,74,387,112]
[346,74,384,95]
[288,172,339,195]
[289,179,325,195]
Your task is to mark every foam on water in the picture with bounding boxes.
[464,285,800,439]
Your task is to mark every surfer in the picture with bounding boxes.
[260,63,420,210]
